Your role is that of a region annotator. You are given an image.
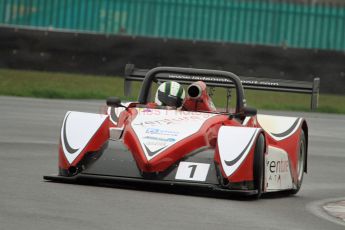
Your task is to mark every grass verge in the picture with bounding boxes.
[1,68,344,114]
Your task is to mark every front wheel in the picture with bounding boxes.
[253,134,265,198]
[290,130,306,195]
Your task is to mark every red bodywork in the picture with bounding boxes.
[58,104,305,189]
[57,79,307,192]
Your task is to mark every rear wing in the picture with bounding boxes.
[124,64,320,110]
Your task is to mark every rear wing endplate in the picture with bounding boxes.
[124,64,320,110]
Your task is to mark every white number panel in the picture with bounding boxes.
[175,162,210,182]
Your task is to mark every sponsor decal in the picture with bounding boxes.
[144,141,167,147]
[265,146,293,190]
[241,80,279,86]
[167,74,279,86]
[135,108,212,117]
[143,136,176,142]
[145,128,179,136]
[132,109,216,160]
[266,159,290,183]
[267,159,290,173]
[133,116,205,126]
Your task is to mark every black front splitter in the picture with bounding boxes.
[43,173,258,196]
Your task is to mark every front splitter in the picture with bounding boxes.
[43,173,258,196]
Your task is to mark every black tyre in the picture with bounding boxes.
[253,134,265,198]
[290,130,306,195]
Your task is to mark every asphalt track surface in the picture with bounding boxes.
[1,96,345,230]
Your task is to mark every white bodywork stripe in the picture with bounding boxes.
[61,111,107,164]
[257,114,302,141]
[218,126,260,177]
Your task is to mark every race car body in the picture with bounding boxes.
[44,66,308,198]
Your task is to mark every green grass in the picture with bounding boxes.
[1,68,345,114]
[0,68,137,100]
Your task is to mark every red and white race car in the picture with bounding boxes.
[44,66,308,198]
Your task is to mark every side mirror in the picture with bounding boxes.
[106,97,123,107]
[229,106,257,119]
[242,106,257,117]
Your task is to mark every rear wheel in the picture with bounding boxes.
[253,134,265,198]
[290,130,306,194]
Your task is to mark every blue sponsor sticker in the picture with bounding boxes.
[143,136,176,142]
[145,128,179,136]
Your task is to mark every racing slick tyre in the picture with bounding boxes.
[253,134,265,198]
[290,130,306,195]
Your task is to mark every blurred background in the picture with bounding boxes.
[0,0,344,112]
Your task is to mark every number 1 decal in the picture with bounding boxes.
[188,164,197,178]
[175,162,210,182]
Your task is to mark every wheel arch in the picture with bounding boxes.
[260,130,268,154]
[253,131,266,197]
[301,120,308,173]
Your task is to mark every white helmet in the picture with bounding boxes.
[154,81,185,108]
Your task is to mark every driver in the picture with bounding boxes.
[154,81,186,109]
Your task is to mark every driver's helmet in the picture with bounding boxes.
[154,81,185,108]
